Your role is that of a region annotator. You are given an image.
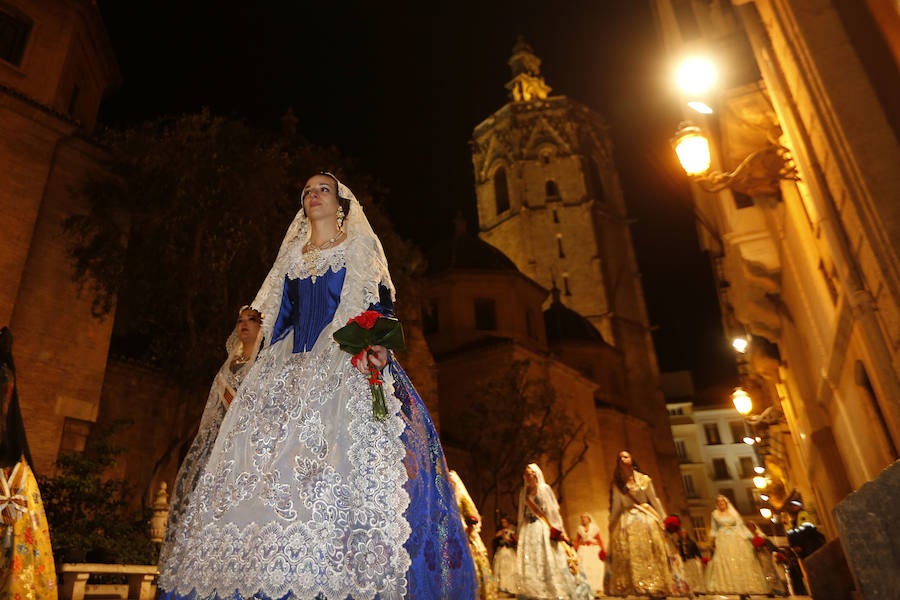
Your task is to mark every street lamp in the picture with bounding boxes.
[731,387,753,415]
[672,122,799,196]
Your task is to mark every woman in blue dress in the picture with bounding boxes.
[158,173,476,600]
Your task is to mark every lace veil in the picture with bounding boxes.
[518,463,566,533]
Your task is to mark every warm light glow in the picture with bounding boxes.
[753,475,768,489]
[732,337,749,353]
[675,57,717,95]
[759,494,769,501]
[754,466,766,474]
[672,122,712,176]
[732,387,753,415]
[760,508,773,519]
[687,101,714,114]
[743,436,756,445]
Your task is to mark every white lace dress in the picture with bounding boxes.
[158,243,476,600]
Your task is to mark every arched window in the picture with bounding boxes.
[545,180,559,199]
[494,168,510,214]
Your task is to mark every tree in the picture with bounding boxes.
[37,421,156,564]
[458,361,589,518]
[65,109,422,386]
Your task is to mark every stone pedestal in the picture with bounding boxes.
[833,459,900,598]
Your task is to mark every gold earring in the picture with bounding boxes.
[336,205,345,229]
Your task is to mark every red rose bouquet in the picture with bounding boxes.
[333,310,405,420]
[664,514,682,533]
[752,535,766,548]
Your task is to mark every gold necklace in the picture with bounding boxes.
[303,230,345,271]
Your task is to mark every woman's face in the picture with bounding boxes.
[523,467,538,487]
[301,175,340,224]
[237,309,262,343]
[580,514,590,526]
[716,496,728,511]
[500,517,509,528]
[618,451,632,467]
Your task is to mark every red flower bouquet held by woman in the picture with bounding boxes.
[333,310,405,420]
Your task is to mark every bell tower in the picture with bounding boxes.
[471,38,682,510]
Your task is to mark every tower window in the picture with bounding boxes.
[589,159,606,203]
[0,9,31,66]
[545,180,560,199]
[556,233,565,259]
[474,298,497,330]
[552,210,559,224]
[493,168,510,214]
[562,273,572,296]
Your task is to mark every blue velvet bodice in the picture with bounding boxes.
[271,268,346,353]
[271,268,395,354]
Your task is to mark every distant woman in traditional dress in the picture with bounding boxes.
[491,515,518,595]
[162,306,263,552]
[0,327,57,600]
[574,513,607,596]
[705,495,768,594]
[607,450,686,597]
[449,470,497,600]
[516,463,593,600]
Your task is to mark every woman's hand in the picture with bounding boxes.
[355,345,388,375]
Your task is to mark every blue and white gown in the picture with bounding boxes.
[158,242,477,600]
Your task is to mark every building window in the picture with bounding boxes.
[704,423,722,445]
[422,301,439,335]
[545,180,560,199]
[729,420,746,444]
[0,9,31,66]
[525,309,535,338]
[669,406,684,416]
[691,516,707,542]
[718,488,738,507]
[733,191,754,209]
[819,259,839,304]
[562,273,572,296]
[552,209,559,224]
[474,298,497,330]
[588,159,606,203]
[493,168,510,214]
[739,457,755,479]
[682,473,696,498]
[712,458,730,480]
[674,439,687,461]
[58,417,92,454]
[556,234,565,259]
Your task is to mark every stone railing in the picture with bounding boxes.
[59,563,158,600]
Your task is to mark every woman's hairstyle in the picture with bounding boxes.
[612,450,642,494]
[300,171,352,220]
[238,305,264,323]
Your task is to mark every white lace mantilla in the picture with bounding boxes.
[159,338,412,599]
[286,245,347,283]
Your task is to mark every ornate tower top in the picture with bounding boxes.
[505,35,552,102]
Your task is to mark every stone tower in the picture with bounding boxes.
[471,38,684,512]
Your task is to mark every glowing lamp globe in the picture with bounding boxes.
[673,124,712,176]
[753,475,768,489]
[760,508,773,519]
[731,388,753,415]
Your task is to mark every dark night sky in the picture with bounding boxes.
[95,0,738,392]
